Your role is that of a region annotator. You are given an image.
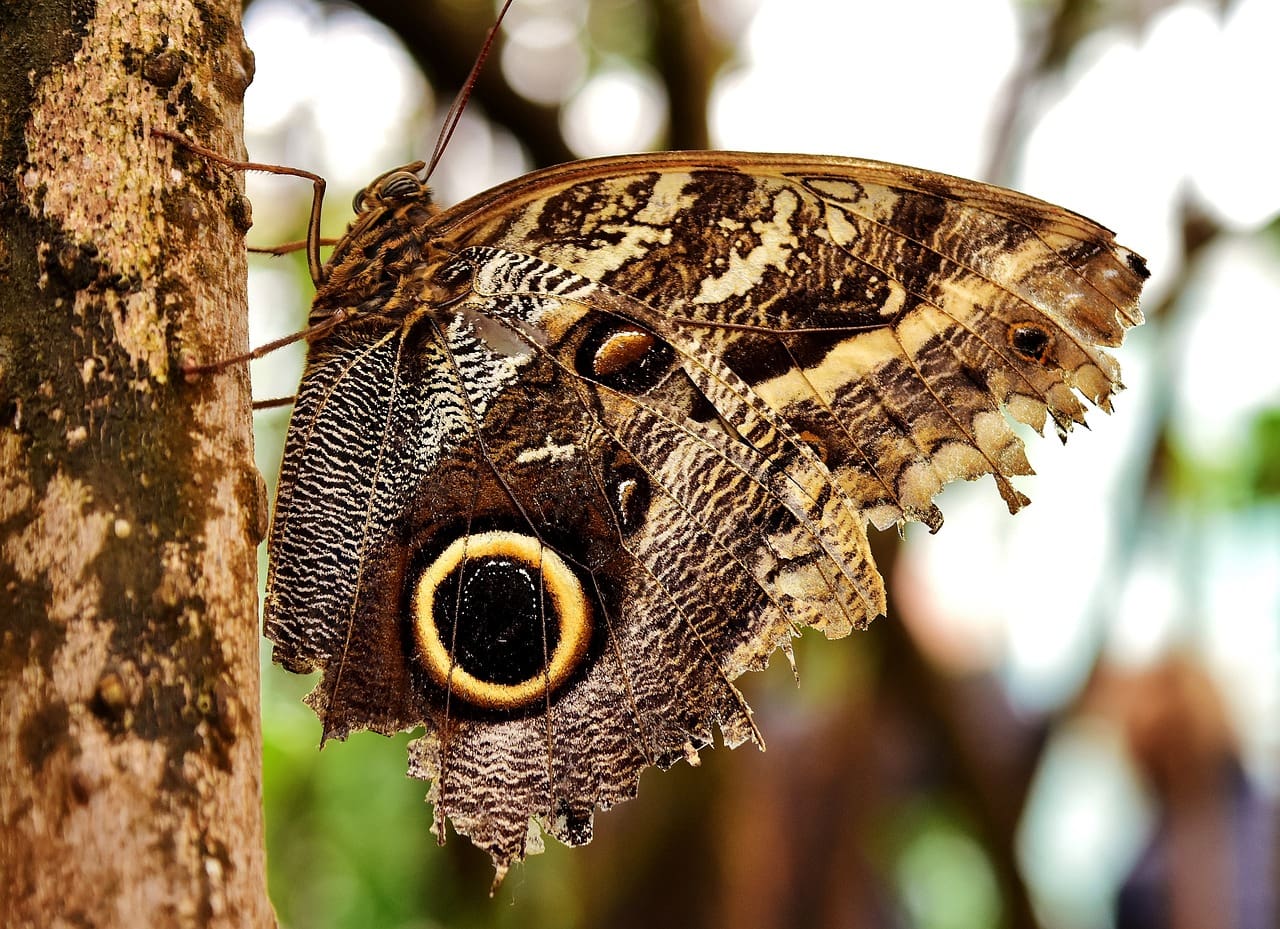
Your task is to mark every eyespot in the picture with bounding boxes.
[410,531,591,711]
[379,171,422,201]
[604,460,651,535]
[1008,323,1054,364]
[797,430,829,465]
[575,318,674,393]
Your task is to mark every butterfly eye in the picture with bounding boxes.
[379,171,422,201]
[575,319,674,393]
[409,531,592,712]
[1008,323,1054,364]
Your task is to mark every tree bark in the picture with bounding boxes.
[0,1,273,926]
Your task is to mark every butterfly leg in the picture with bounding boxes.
[152,127,328,286]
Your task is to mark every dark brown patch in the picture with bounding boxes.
[1008,323,1054,363]
[143,49,183,88]
[722,333,795,385]
[1061,238,1104,268]
[48,237,101,290]
[228,193,253,234]
[91,668,130,722]
[903,172,957,200]
[20,700,72,772]
[1128,251,1151,279]
[798,430,829,464]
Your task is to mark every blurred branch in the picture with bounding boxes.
[984,0,1092,183]
[984,0,1247,183]
[651,0,716,149]
[297,0,725,164]
[1130,191,1222,500]
[1081,655,1262,929]
[318,0,576,166]
[1073,191,1222,659]
[871,532,1046,929]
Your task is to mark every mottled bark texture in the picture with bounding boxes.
[0,1,273,927]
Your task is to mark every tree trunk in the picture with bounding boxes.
[0,1,273,926]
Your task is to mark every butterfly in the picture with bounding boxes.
[252,146,1146,882]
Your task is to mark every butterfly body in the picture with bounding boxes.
[262,152,1147,877]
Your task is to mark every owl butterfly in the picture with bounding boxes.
[254,145,1146,882]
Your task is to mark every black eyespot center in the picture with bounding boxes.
[1009,323,1053,363]
[409,531,592,711]
[439,556,554,686]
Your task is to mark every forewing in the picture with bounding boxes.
[436,152,1148,529]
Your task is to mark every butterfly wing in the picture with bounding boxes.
[263,153,1147,877]
[435,153,1147,528]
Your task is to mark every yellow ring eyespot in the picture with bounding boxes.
[410,531,591,711]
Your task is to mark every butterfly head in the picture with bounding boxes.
[351,160,431,214]
[313,161,443,320]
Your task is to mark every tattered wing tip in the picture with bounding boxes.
[488,862,510,897]
[783,639,800,684]
[994,473,1033,515]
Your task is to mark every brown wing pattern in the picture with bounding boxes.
[437,153,1146,528]
[263,152,1147,881]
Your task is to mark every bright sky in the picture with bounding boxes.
[241,2,1279,924]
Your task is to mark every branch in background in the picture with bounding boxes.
[873,534,1046,929]
[302,0,725,163]
[651,0,717,150]
[984,0,1090,184]
[333,0,575,167]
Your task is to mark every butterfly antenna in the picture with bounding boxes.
[425,0,515,180]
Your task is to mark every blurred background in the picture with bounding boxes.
[239,1,1279,927]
